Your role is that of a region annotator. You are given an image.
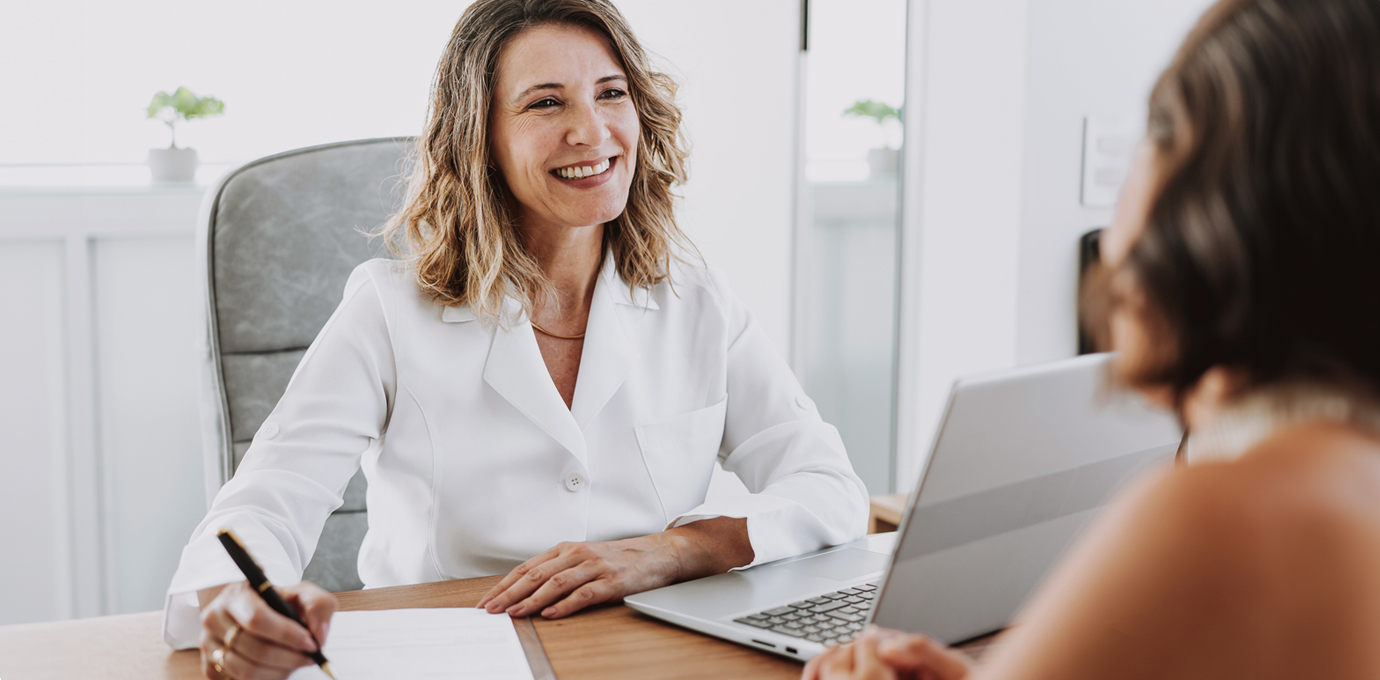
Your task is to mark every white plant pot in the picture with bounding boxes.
[867,147,899,177]
[147,147,199,183]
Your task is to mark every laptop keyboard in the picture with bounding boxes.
[732,583,877,646]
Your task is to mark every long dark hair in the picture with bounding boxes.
[1102,0,1380,401]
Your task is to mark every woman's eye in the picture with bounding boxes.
[599,88,628,100]
[529,97,560,110]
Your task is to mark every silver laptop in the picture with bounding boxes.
[624,353,1182,661]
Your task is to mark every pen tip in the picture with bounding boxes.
[321,661,338,679]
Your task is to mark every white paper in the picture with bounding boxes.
[288,608,536,680]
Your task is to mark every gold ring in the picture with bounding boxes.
[224,624,240,650]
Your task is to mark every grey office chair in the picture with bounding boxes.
[195,138,413,592]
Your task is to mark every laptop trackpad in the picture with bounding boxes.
[776,548,891,581]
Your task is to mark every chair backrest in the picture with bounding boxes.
[196,138,412,592]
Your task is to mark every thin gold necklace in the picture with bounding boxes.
[530,321,586,340]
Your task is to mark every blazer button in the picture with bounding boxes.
[260,422,280,439]
[564,472,587,492]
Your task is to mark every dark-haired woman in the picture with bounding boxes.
[806,0,1380,678]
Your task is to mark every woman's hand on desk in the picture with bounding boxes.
[479,516,754,619]
[802,627,972,680]
[196,580,337,680]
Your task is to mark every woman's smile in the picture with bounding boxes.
[551,155,616,184]
[489,22,641,231]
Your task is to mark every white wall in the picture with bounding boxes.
[619,0,800,351]
[896,0,1030,489]
[803,0,909,177]
[1015,0,1211,366]
[0,1,458,165]
[0,0,799,352]
[896,0,1215,487]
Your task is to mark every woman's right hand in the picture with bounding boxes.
[802,626,973,680]
[197,580,337,680]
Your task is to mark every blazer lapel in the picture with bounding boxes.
[569,258,655,430]
[482,301,588,465]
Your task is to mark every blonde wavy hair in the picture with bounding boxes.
[379,0,691,322]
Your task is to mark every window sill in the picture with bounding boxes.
[0,162,239,196]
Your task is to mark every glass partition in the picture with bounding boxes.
[797,0,908,495]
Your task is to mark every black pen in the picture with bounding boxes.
[217,529,338,679]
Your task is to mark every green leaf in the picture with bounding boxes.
[842,99,901,125]
[146,91,174,119]
[145,86,227,122]
[187,95,225,120]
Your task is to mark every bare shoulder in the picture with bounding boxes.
[1132,422,1380,548]
[1155,424,1380,671]
[1224,424,1380,601]
[1110,423,1380,596]
[982,423,1380,680]
[1237,422,1380,513]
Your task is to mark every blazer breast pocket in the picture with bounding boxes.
[635,397,729,523]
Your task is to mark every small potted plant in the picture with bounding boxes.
[146,87,225,183]
[843,99,902,177]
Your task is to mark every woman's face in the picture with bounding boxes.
[1101,141,1172,403]
[1100,140,1158,269]
[489,23,639,234]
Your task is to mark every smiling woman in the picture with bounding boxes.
[485,22,645,342]
[382,1,689,327]
[163,2,869,679]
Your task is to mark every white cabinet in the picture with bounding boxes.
[0,188,205,623]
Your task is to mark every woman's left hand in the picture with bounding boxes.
[802,633,898,680]
[802,626,972,680]
[477,516,751,619]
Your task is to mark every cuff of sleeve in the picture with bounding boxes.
[163,590,207,650]
[162,520,304,649]
[667,493,803,569]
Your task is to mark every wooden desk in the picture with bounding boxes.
[869,493,908,533]
[0,576,996,680]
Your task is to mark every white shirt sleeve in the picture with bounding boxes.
[162,263,397,649]
[666,268,870,567]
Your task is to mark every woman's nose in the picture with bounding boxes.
[564,101,611,147]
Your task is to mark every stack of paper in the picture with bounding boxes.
[288,608,536,680]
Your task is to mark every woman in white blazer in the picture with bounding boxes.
[167,1,869,677]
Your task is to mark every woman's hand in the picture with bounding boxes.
[196,580,337,680]
[478,516,752,619]
[802,626,973,680]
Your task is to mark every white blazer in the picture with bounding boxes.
[163,254,869,649]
